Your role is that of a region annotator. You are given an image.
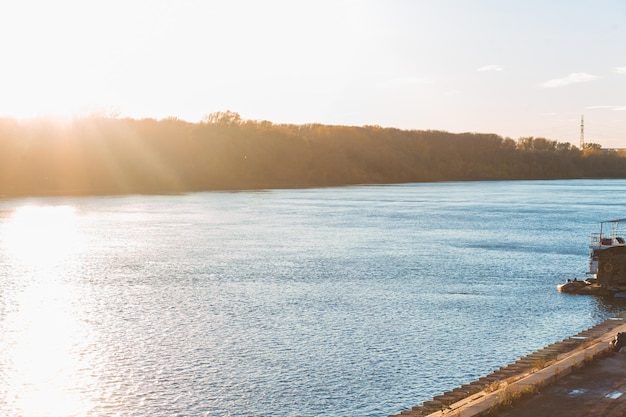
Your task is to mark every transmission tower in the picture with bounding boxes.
[580,115,585,149]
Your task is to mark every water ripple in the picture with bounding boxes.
[1,180,625,416]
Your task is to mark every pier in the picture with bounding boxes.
[390,312,626,417]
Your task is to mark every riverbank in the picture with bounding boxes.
[390,311,626,417]
[3,115,626,198]
[496,350,626,417]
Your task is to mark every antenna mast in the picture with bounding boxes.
[580,115,585,149]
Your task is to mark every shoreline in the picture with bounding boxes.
[390,311,626,417]
[2,178,625,200]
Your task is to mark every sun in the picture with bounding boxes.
[0,1,113,121]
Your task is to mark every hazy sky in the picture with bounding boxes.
[1,0,625,146]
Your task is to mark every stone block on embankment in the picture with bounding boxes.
[388,312,626,417]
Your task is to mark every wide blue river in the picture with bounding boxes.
[1,180,626,417]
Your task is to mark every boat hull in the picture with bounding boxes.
[557,281,608,295]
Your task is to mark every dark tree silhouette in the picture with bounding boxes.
[0,114,625,196]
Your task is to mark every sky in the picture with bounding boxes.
[0,0,625,147]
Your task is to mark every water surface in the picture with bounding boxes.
[1,180,625,416]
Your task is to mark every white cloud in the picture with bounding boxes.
[540,72,600,88]
[477,65,503,72]
[585,105,626,111]
[614,67,626,74]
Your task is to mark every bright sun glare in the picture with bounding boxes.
[3,205,85,267]
[1,205,94,416]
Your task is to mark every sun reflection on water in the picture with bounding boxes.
[1,205,96,417]
[3,205,85,268]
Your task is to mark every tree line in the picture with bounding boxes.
[0,111,625,196]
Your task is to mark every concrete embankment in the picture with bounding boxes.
[390,311,626,417]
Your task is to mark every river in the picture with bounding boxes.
[1,179,625,416]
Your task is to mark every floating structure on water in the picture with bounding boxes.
[558,219,626,297]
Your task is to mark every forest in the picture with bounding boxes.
[1,111,625,196]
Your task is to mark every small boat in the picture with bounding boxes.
[557,278,609,295]
[558,219,626,296]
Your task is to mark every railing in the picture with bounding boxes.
[590,233,603,247]
[590,233,626,247]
